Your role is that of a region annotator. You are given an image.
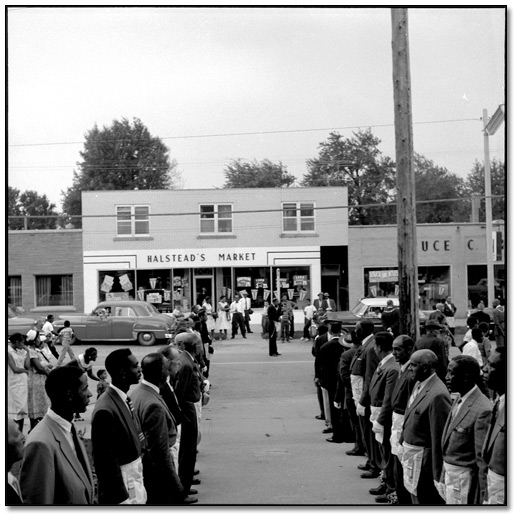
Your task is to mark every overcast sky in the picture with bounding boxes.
[7,5,506,211]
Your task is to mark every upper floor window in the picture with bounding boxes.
[282,202,315,232]
[117,205,150,236]
[200,204,233,234]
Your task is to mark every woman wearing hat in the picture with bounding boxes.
[25,330,53,431]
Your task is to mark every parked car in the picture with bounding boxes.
[53,301,177,346]
[467,278,503,308]
[7,305,41,336]
[321,297,429,333]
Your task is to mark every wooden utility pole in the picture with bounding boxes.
[391,8,419,340]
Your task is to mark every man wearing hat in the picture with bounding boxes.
[323,293,337,312]
[313,293,325,316]
[413,320,448,380]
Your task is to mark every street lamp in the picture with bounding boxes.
[483,104,505,307]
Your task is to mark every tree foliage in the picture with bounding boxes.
[302,129,396,224]
[464,158,505,221]
[414,153,469,223]
[8,187,58,230]
[62,118,181,223]
[223,158,296,188]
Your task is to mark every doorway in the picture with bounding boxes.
[194,274,214,308]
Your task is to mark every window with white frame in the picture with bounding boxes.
[200,204,233,234]
[116,205,150,236]
[282,202,315,232]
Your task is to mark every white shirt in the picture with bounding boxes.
[47,407,75,452]
[231,299,245,314]
[463,339,483,367]
[110,383,133,413]
[78,354,94,371]
[42,321,55,335]
[304,304,317,319]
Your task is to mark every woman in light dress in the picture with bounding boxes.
[8,333,31,432]
[215,295,231,339]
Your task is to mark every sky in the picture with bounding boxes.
[7,5,507,212]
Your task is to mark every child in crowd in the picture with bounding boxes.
[280,303,292,342]
[55,320,76,367]
[96,369,109,399]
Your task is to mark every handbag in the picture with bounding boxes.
[248,308,254,315]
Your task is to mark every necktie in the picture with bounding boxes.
[71,424,90,477]
[126,396,146,446]
[451,398,463,419]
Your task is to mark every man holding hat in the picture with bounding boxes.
[413,320,448,380]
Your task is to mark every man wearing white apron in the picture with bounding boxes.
[482,345,506,505]
[91,348,148,505]
[399,349,451,504]
[441,355,492,504]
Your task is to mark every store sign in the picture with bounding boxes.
[420,239,451,252]
[369,270,398,283]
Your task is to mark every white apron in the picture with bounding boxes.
[401,442,424,496]
[484,469,505,505]
[442,462,473,504]
[120,456,147,504]
[370,405,384,444]
[390,411,405,456]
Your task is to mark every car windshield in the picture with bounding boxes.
[8,306,22,319]
[352,302,368,316]
[143,302,161,315]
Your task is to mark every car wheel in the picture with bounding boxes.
[138,332,156,346]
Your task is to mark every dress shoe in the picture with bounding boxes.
[193,469,200,476]
[357,463,370,471]
[374,494,390,504]
[369,483,388,495]
[186,488,198,495]
[273,353,282,356]
[360,470,380,479]
[326,437,343,443]
[315,414,325,420]
[322,428,333,434]
[192,478,201,485]
[179,496,198,505]
[346,448,365,456]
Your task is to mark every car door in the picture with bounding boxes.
[110,304,136,340]
[84,306,113,340]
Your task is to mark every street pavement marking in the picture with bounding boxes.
[212,360,313,365]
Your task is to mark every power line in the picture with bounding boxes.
[8,118,481,148]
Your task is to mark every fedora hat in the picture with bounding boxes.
[323,313,342,324]
[339,332,353,348]
[424,319,443,329]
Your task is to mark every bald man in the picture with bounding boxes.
[399,349,451,504]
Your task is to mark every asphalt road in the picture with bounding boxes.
[69,327,379,506]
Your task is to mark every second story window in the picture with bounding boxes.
[117,205,150,236]
[282,202,315,232]
[200,204,233,234]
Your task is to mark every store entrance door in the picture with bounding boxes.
[194,275,214,308]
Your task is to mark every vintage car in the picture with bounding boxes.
[321,297,429,333]
[7,305,40,336]
[53,300,176,346]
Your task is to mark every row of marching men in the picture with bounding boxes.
[313,318,506,505]
[7,316,212,505]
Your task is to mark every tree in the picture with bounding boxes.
[414,153,469,223]
[62,118,182,224]
[302,129,396,224]
[464,158,505,221]
[8,187,58,230]
[223,159,296,188]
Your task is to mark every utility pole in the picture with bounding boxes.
[391,8,419,340]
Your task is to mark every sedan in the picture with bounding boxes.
[53,300,176,346]
[7,305,40,336]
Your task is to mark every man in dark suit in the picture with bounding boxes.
[482,345,506,504]
[130,353,191,505]
[413,320,448,380]
[312,324,329,421]
[355,320,381,479]
[381,300,400,337]
[368,332,400,502]
[442,355,492,504]
[313,293,325,316]
[389,334,415,505]
[315,321,344,443]
[175,333,202,496]
[20,366,95,505]
[323,292,337,312]
[7,419,24,504]
[267,298,282,356]
[91,348,147,504]
[470,302,491,326]
[400,349,451,504]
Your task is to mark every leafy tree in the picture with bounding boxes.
[62,118,182,224]
[302,129,397,224]
[414,153,469,223]
[8,187,58,230]
[464,158,505,221]
[223,158,296,188]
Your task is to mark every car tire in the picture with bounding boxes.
[138,332,156,346]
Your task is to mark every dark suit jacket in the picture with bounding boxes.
[391,362,415,415]
[312,332,329,358]
[91,386,144,505]
[442,386,492,503]
[359,335,379,408]
[336,346,359,402]
[130,382,183,504]
[401,374,451,482]
[20,414,94,505]
[369,356,400,427]
[413,334,448,380]
[175,351,201,404]
[159,378,185,426]
[315,337,343,391]
[483,396,505,476]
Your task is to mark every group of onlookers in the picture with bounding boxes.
[312,301,506,505]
